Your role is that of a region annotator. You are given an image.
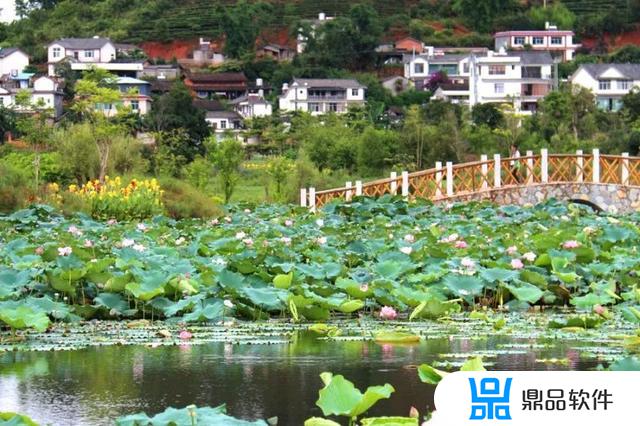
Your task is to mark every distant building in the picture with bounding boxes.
[183,71,248,100]
[193,99,244,140]
[0,47,29,77]
[137,64,180,80]
[0,75,64,119]
[47,37,143,77]
[470,50,554,114]
[404,53,471,81]
[494,23,580,62]
[279,78,366,115]
[395,37,426,54]
[259,44,295,62]
[570,64,640,112]
[297,12,334,54]
[178,38,225,68]
[229,93,272,118]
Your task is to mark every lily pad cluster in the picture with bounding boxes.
[2,198,640,331]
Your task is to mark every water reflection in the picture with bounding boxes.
[0,332,599,425]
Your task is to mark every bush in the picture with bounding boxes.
[0,163,34,213]
[159,177,222,219]
[0,151,68,184]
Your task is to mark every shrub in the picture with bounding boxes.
[65,176,164,220]
[159,177,222,219]
[0,163,33,213]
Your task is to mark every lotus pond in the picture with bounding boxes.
[3,197,640,425]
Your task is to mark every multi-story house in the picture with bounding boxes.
[494,23,580,62]
[278,78,366,115]
[47,37,143,77]
[230,93,272,119]
[183,72,248,100]
[178,38,225,68]
[92,77,151,116]
[0,48,29,77]
[297,12,334,54]
[404,53,471,81]
[470,50,554,114]
[570,64,640,112]
[0,76,64,119]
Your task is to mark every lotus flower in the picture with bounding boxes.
[132,244,146,252]
[379,306,398,320]
[360,283,369,292]
[506,245,517,255]
[68,225,82,236]
[404,234,415,243]
[244,208,251,213]
[122,238,135,247]
[511,258,524,269]
[562,240,580,249]
[35,246,44,255]
[409,406,419,418]
[84,239,94,248]
[235,231,246,240]
[400,246,413,255]
[137,223,147,232]
[224,216,232,223]
[210,218,219,225]
[454,240,468,249]
[583,226,596,235]
[107,219,117,225]
[316,219,324,227]
[285,219,294,227]
[179,330,192,340]
[281,236,292,246]
[461,258,475,269]
[316,236,327,245]
[593,304,606,316]
[522,252,536,262]
[175,237,185,245]
[242,238,254,247]
[57,246,72,256]
[224,299,235,309]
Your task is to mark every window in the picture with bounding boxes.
[131,100,139,111]
[351,89,359,96]
[599,80,611,91]
[550,36,562,45]
[414,63,424,74]
[220,120,227,129]
[308,103,320,112]
[84,50,94,58]
[488,65,506,75]
[0,97,4,105]
[463,62,470,73]
[532,37,544,45]
[513,36,525,45]
[328,103,338,112]
[52,47,61,58]
[494,83,504,94]
[619,80,631,90]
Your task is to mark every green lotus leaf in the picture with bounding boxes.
[417,363,447,385]
[304,418,341,426]
[504,282,544,304]
[360,417,418,426]
[336,299,365,313]
[0,304,50,332]
[273,272,293,289]
[316,372,394,418]
[442,275,484,299]
[0,412,39,426]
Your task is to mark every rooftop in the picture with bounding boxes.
[116,77,151,85]
[0,47,23,58]
[49,37,113,49]
[186,72,247,83]
[576,64,640,80]
[494,29,575,37]
[291,78,365,89]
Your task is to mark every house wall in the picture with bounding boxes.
[404,57,429,79]
[0,51,29,75]
[48,42,117,65]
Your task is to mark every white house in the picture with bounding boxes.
[494,23,580,62]
[404,53,470,80]
[279,78,366,115]
[0,47,29,77]
[47,37,143,76]
[570,64,640,112]
[94,77,152,117]
[470,50,554,114]
[0,76,63,118]
[297,13,334,54]
[205,111,244,140]
[229,93,272,118]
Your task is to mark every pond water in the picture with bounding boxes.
[0,328,609,426]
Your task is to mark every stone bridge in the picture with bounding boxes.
[302,149,640,214]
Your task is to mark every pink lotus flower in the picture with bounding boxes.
[511,258,524,269]
[68,225,82,236]
[379,306,397,320]
[593,304,606,316]
[84,239,94,248]
[562,240,580,249]
[235,231,246,240]
[285,219,294,227]
[454,240,468,249]
[179,330,192,340]
[122,238,135,248]
[360,283,369,292]
[461,258,475,269]
[210,218,219,225]
[137,223,147,232]
[404,234,415,243]
[242,238,254,247]
[58,247,72,256]
[107,219,117,225]
[35,246,44,255]
[316,236,327,245]
[400,246,413,255]
[522,252,536,262]
[132,244,145,252]
[281,237,292,246]
[409,406,419,418]
[506,245,518,256]
[224,216,232,223]
[175,237,186,246]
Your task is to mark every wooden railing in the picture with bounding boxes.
[301,149,640,209]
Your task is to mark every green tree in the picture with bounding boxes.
[357,127,399,174]
[453,0,517,33]
[471,103,505,129]
[266,156,294,201]
[403,105,430,169]
[528,3,575,30]
[210,138,244,203]
[222,1,274,58]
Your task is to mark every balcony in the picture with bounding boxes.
[521,83,550,97]
[522,67,541,79]
[307,94,346,101]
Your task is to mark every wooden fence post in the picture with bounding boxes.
[345,181,352,202]
[355,180,363,196]
[309,187,316,212]
[576,149,583,183]
[446,161,454,196]
[592,148,600,184]
[300,188,307,207]
[435,161,443,197]
[541,149,548,183]
[480,155,488,190]
[390,172,398,195]
[526,150,534,185]
[494,154,501,188]
[401,171,409,197]
[622,152,629,185]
